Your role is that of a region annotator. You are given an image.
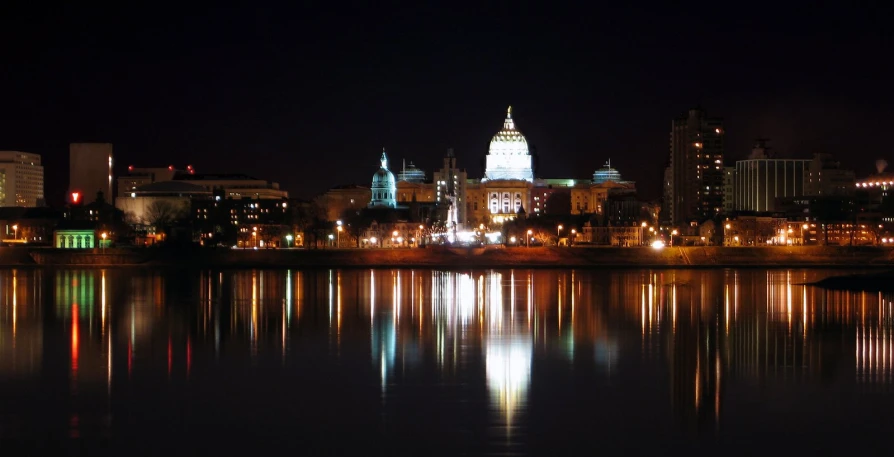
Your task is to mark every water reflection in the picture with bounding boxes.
[1,268,894,452]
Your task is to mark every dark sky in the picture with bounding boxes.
[2,3,893,206]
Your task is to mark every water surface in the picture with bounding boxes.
[0,268,892,455]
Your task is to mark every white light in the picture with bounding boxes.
[651,240,665,250]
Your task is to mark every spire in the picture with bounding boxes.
[380,148,388,169]
[503,106,515,130]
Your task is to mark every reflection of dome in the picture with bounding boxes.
[484,106,534,182]
[592,160,622,184]
[369,149,397,208]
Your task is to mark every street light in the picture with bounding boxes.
[252,226,258,248]
[101,232,107,253]
[557,224,563,245]
[286,234,293,248]
[671,229,678,247]
[328,233,334,247]
[11,224,17,241]
[336,225,343,248]
[641,222,647,246]
[570,229,576,246]
[527,229,533,248]
[802,224,809,245]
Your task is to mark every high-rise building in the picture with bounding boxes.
[669,108,724,226]
[722,166,735,213]
[69,143,113,203]
[734,141,809,212]
[0,151,44,207]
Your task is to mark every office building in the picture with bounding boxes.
[70,143,113,202]
[0,151,44,207]
[734,141,809,212]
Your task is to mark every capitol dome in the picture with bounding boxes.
[489,106,529,156]
[484,106,534,182]
[369,149,397,208]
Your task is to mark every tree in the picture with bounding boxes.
[143,200,184,238]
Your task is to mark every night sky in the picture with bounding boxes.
[2,4,893,206]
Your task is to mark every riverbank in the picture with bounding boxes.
[8,245,894,268]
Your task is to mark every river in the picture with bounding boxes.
[0,267,892,455]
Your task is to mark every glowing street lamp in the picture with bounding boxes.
[570,228,576,246]
[527,229,533,248]
[11,224,17,241]
[286,234,293,248]
[336,225,343,248]
[101,232,107,253]
[557,224,563,243]
[671,229,678,246]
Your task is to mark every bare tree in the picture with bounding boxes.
[143,200,183,235]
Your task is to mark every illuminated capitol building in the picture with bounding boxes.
[327,106,644,234]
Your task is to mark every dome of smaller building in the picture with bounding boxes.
[398,161,426,183]
[369,149,397,208]
[593,160,622,184]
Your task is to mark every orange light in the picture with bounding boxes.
[71,192,81,204]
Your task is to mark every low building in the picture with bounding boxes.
[54,222,101,249]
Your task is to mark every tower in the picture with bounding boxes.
[669,109,724,226]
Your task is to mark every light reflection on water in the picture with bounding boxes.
[0,268,893,454]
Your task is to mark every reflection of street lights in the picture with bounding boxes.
[527,229,533,247]
[12,224,17,241]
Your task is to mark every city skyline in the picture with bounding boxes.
[2,5,894,206]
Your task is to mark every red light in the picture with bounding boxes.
[187,164,193,169]
[71,192,81,204]
[168,165,174,170]
[128,165,133,171]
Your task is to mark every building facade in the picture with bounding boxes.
[0,151,44,207]
[806,153,855,196]
[735,159,808,212]
[70,143,113,202]
[723,166,735,213]
[669,108,724,225]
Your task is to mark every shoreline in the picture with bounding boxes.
[3,245,892,269]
